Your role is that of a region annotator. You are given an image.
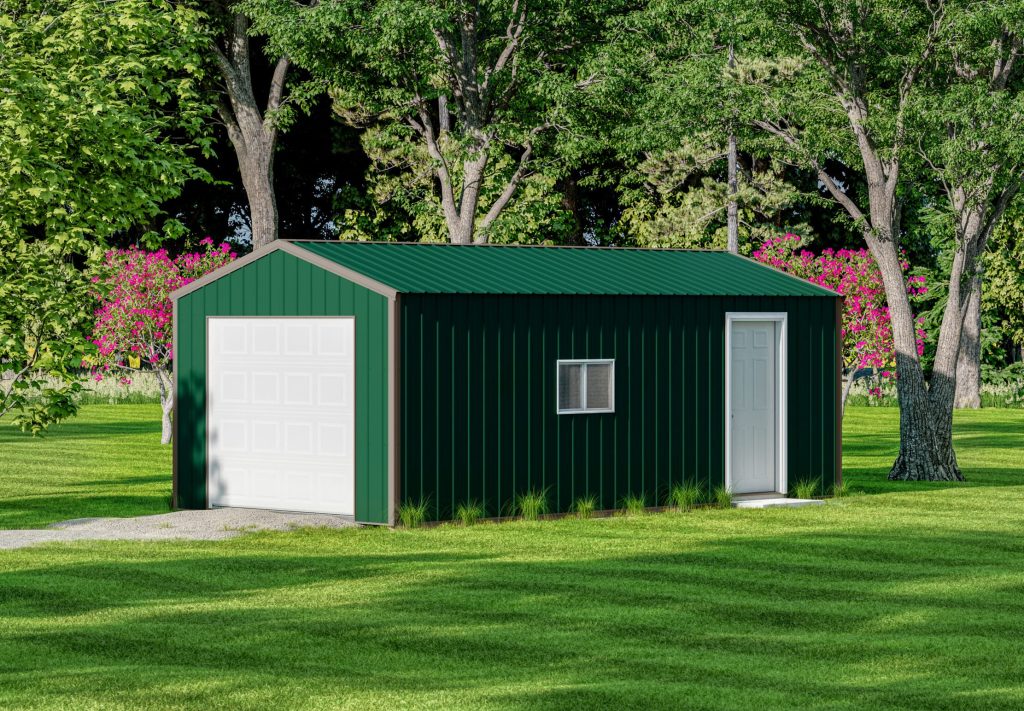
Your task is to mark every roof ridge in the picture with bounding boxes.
[288,239,726,253]
[290,240,839,298]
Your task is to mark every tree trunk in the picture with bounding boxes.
[858,185,964,482]
[954,276,982,409]
[447,150,489,245]
[840,369,856,417]
[726,44,738,254]
[888,358,962,480]
[155,368,173,446]
[238,147,279,249]
[562,173,585,245]
[872,239,964,481]
[213,14,287,250]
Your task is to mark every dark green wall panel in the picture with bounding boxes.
[400,294,839,521]
[174,250,391,524]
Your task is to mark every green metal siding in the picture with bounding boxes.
[174,249,391,524]
[296,241,834,297]
[400,294,839,521]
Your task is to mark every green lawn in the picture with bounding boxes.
[1,405,1023,709]
[0,405,172,529]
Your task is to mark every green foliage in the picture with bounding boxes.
[515,489,549,521]
[620,493,647,516]
[572,494,598,519]
[618,144,819,250]
[985,217,1024,362]
[454,500,484,527]
[397,498,430,528]
[240,0,624,243]
[831,481,850,499]
[0,238,94,432]
[712,487,733,509]
[0,0,213,246]
[792,479,819,500]
[667,482,704,511]
[0,0,211,430]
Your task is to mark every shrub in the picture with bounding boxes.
[831,481,850,498]
[454,500,484,526]
[793,479,819,499]
[620,493,647,516]
[516,489,549,521]
[713,487,733,509]
[398,498,430,528]
[573,494,597,519]
[667,482,704,511]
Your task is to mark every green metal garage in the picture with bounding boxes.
[171,240,841,525]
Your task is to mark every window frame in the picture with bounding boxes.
[556,359,615,414]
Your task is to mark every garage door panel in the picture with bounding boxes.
[208,317,355,516]
[252,323,280,355]
[251,372,279,404]
[284,374,313,405]
[285,323,313,355]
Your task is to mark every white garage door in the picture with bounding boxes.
[207,317,355,516]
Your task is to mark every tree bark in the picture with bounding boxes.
[840,370,856,416]
[213,14,288,250]
[726,44,738,254]
[954,276,982,408]
[155,368,173,446]
[865,223,965,481]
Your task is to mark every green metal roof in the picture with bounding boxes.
[293,241,837,297]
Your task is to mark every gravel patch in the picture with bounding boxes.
[0,508,357,550]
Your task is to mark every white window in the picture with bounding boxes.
[557,360,615,414]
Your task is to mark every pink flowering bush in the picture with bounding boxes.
[753,234,927,411]
[89,238,236,443]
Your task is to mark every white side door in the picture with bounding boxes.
[207,317,355,516]
[729,320,777,494]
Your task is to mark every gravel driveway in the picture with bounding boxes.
[0,508,357,550]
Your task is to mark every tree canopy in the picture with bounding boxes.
[0,0,212,429]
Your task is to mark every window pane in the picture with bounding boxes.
[585,363,612,410]
[558,363,583,410]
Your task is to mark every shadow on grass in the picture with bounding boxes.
[0,418,160,441]
[0,492,172,530]
[842,411,1024,495]
[2,523,1024,709]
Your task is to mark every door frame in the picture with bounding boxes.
[205,315,357,516]
[724,312,788,495]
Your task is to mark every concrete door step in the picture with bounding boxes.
[732,496,824,509]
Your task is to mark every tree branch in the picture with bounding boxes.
[476,124,547,238]
[482,0,526,103]
[266,55,291,115]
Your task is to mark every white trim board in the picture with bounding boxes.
[724,312,788,495]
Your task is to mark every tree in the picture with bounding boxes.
[727,0,1024,480]
[207,2,311,249]
[89,241,236,444]
[618,146,817,251]
[912,7,1024,410]
[241,0,622,244]
[592,0,835,252]
[0,0,211,429]
[0,238,94,433]
[753,234,928,414]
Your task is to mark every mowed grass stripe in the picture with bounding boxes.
[0,406,1021,708]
